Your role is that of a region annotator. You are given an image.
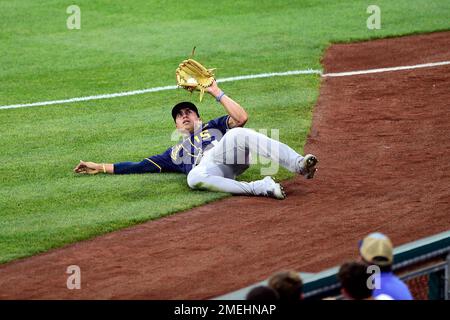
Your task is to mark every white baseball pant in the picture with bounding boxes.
[186,127,304,196]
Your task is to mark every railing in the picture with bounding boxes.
[215,230,450,300]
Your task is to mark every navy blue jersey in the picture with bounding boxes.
[114,115,230,175]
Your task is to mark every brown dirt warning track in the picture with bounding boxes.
[0,31,449,300]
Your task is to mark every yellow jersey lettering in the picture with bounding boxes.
[200,130,211,140]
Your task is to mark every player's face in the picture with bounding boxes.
[175,108,200,134]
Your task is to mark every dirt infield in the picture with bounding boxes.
[1,31,449,299]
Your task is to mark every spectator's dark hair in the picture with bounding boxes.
[246,286,280,301]
[338,261,373,300]
[268,271,303,301]
[362,257,392,273]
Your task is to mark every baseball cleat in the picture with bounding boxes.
[297,154,318,179]
[263,176,286,200]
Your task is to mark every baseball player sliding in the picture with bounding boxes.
[74,59,318,199]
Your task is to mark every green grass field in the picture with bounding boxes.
[0,0,449,264]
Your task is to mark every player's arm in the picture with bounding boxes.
[74,161,114,174]
[206,80,248,128]
[73,158,162,175]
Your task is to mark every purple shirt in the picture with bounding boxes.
[373,272,413,300]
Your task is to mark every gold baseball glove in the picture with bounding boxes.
[176,58,215,102]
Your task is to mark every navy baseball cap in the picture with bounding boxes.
[171,101,200,121]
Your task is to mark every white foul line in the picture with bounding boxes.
[218,69,322,83]
[322,61,450,77]
[0,85,178,110]
[0,70,322,110]
[1,61,449,110]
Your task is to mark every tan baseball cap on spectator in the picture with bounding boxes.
[359,232,393,266]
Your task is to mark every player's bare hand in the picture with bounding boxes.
[206,79,221,96]
[74,160,100,175]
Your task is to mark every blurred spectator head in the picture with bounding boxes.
[338,261,373,300]
[268,271,303,301]
[359,232,393,271]
[246,285,280,301]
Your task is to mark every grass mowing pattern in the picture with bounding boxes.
[0,0,449,263]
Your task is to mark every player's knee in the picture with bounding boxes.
[226,127,247,138]
[224,127,253,149]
